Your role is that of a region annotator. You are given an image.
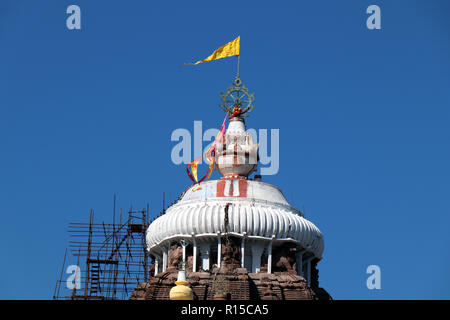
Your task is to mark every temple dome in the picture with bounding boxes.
[146,179,324,259]
[145,76,326,279]
[135,76,332,300]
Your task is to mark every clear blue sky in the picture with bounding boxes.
[1,0,449,299]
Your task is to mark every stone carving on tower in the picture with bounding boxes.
[130,77,331,300]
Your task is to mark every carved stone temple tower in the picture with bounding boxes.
[131,77,331,300]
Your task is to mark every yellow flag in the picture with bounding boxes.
[184,36,240,66]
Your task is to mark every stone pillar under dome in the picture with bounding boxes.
[251,244,264,273]
[166,244,171,270]
[192,235,197,272]
[154,256,160,276]
[267,240,273,274]
[162,248,168,272]
[296,251,304,277]
[307,260,311,285]
[303,257,313,285]
[241,233,246,268]
[217,232,222,268]
[199,243,210,271]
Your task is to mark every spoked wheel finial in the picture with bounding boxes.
[219,76,255,117]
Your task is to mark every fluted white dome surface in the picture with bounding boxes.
[146,179,324,258]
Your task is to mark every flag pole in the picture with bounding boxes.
[237,55,240,77]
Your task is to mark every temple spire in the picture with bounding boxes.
[215,77,258,179]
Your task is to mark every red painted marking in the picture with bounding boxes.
[216,180,248,198]
[239,180,248,197]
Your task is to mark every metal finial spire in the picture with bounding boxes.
[219,76,255,117]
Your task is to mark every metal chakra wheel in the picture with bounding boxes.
[220,76,255,116]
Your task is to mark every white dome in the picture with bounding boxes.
[146,179,324,258]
